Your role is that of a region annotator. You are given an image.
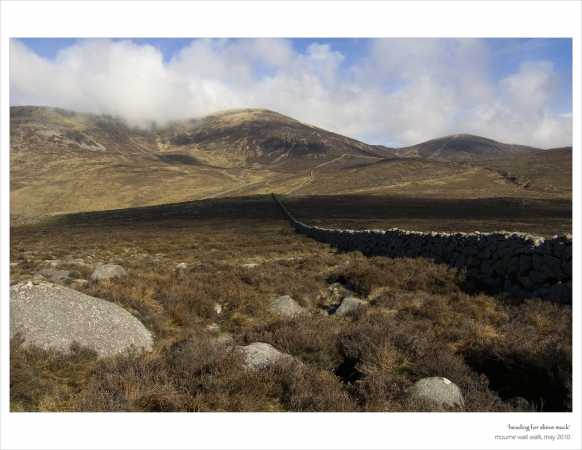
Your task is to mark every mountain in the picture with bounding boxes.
[10,106,571,222]
[392,133,542,161]
[156,109,384,170]
[9,106,384,219]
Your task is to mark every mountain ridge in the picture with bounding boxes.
[9,105,571,220]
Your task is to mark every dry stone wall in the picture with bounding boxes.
[273,194,572,304]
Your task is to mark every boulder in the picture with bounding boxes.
[238,342,293,370]
[409,377,464,408]
[10,281,153,357]
[334,296,366,316]
[270,295,305,318]
[90,264,127,282]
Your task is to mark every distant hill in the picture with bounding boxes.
[392,133,542,161]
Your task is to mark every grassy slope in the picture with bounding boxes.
[474,148,572,197]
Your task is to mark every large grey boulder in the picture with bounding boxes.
[270,295,305,318]
[90,264,127,282]
[334,296,366,316]
[238,342,293,370]
[10,282,153,357]
[409,377,464,408]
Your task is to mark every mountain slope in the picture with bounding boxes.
[10,106,571,222]
[156,108,384,169]
[9,106,384,219]
[473,147,572,196]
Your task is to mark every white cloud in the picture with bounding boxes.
[10,38,571,148]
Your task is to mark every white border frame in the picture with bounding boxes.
[1,1,580,449]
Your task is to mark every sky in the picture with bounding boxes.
[10,38,572,148]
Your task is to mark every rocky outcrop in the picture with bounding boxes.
[10,281,153,357]
[273,195,572,304]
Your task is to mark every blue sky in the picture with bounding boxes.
[11,38,572,147]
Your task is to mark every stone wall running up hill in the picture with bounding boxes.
[273,194,572,304]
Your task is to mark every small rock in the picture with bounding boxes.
[175,262,188,270]
[334,296,366,316]
[38,269,74,284]
[241,263,259,269]
[90,264,127,282]
[214,303,223,315]
[270,295,305,318]
[238,342,294,370]
[409,377,464,408]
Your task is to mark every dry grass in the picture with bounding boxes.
[10,196,572,412]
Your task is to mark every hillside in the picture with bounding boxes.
[9,106,379,219]
[10,106,571,221]
[473,147,572,196]
[156,109,384,170]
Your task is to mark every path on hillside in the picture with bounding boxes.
[202,152,383,199]
[285,153,382,195]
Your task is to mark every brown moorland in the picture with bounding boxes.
[10,196,572,412]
